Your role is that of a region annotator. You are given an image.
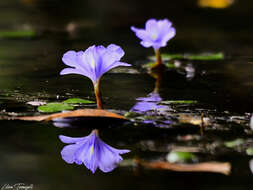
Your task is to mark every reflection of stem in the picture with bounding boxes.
[94,79,103,109]
[154,69,163,93]
[154,49,162,67]
[200,113,204,136]
[149,62,165,93]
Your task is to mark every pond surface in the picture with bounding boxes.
[0,0,253,189]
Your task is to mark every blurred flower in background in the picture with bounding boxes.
[198,0,234,9]
[131,18,175,67]
[131,19,175,50]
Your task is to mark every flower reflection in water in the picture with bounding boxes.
[59,129,130,173]
[129,67,173,127]
[130,92,173,127]
[131,92,168,113]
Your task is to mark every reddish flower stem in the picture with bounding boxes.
[154,49,162,67]
[94,79,103,109]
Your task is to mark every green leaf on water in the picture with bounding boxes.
[63,98,95,104]
[224,139,244,148]
[167,151,197,163]
[185,52,224,60]
[246,148,253,156]
[149,53,224,61]
[161,54,184,60]
[0,30,36,38]
[161,100,197,104]
[37,103,74,113]
[124,112,141,118]
[165,63,176,68]
[142,62,156,68]
[149,54,184,61]
[143,61,176,69]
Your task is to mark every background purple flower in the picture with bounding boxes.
[60,44,131,84]
[59,130,130,173]
[131,18,176,50]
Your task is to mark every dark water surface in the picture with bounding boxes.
[0,0,253,189]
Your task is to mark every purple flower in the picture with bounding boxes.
[60,44,131,109]
[60,44,130,84]
[59,130,130,173]
[131,19,176,50]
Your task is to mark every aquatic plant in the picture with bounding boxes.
[60,44,130,109]
[131,18,176,67]
[59,129,130,173]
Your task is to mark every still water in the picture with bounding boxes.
[0,0,253,189]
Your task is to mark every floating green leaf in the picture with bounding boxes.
[37,103,74,113]
[142,62,156,68]
[246,148,253,156]
[0,30,36,38]
[149,54,184,61]
[124,112,141,118]
[149,53,224,61]
[167,151,197,163]
[224,139,244,148]
[161,100,197,104]
[63,98,94,104]
[165,63,176,68]
[162,54,184,60]
[185,52,224,60]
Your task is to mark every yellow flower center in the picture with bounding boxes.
[151,33,157,40]
[90,57,95,69]
[90,145,94,155]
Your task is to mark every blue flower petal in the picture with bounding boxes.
[60,44,130,84]
[61,144,81,164]
[59,131,130,173]
[131,18,176,50]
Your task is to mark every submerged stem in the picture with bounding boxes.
[94,79,103,109]
[200,113,204,136]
